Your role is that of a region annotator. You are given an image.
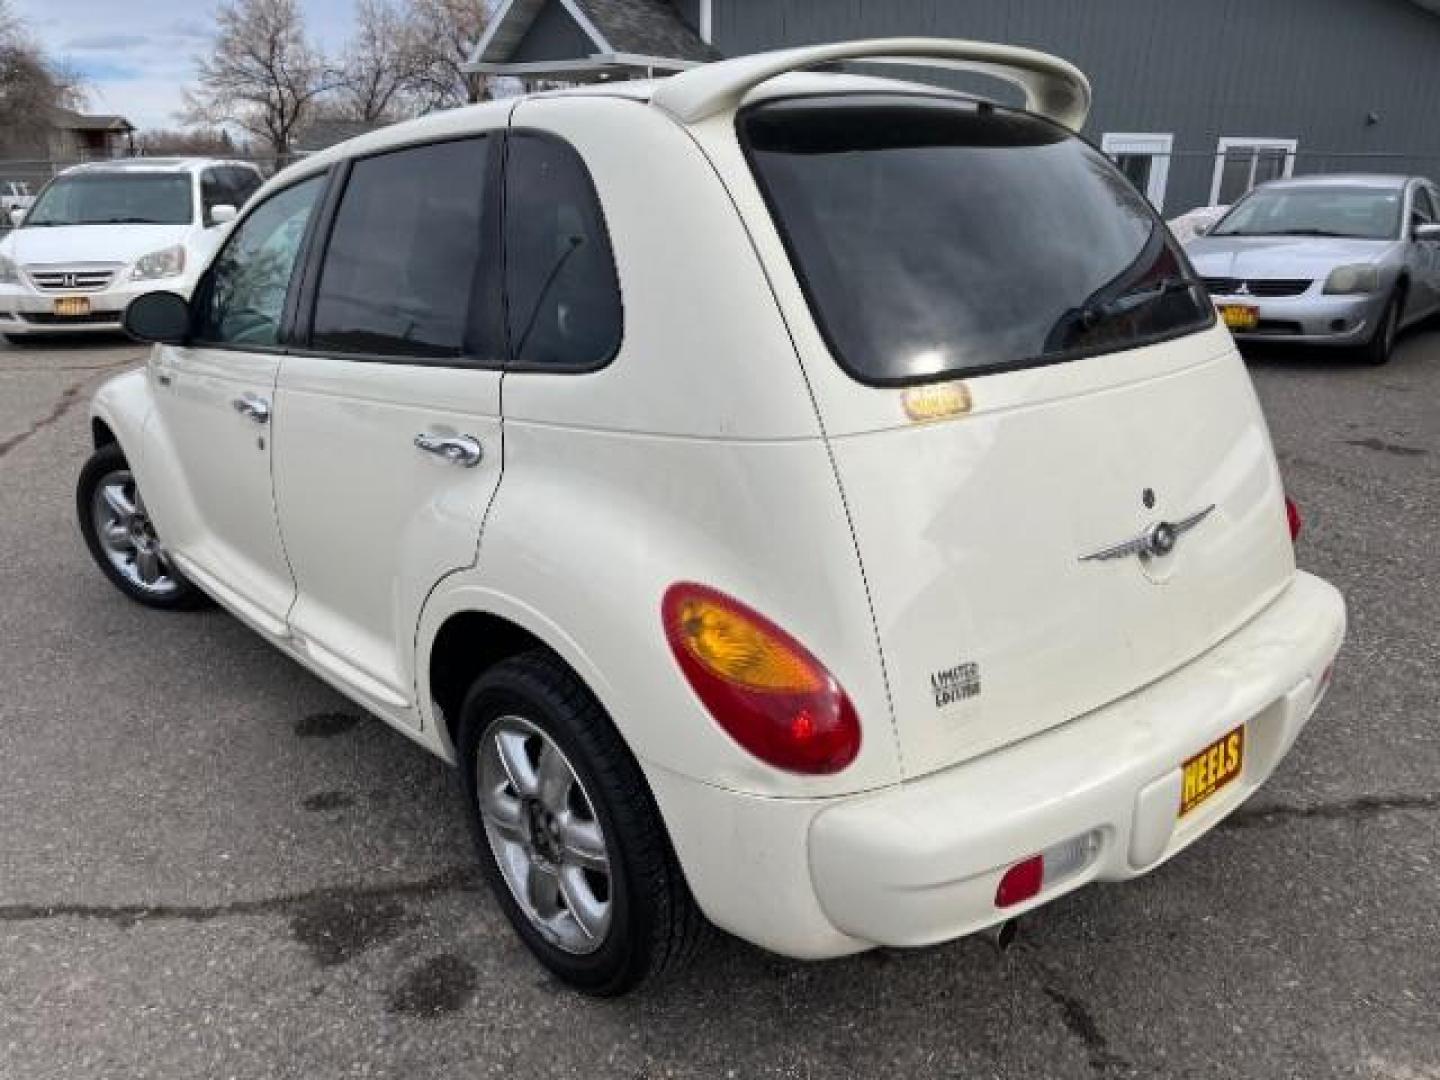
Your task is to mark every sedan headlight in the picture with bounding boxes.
[130,244,187,282]
[1323,264,1381,295]
[0,253,17,285]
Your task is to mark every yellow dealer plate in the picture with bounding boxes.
[1179,725,1245,818]
[1219,304,1259,332]
[53,296,91,318]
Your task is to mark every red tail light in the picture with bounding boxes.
[662,583,860,774]
[1286,496,1302,542]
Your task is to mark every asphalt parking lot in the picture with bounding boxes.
[1,329,1437,1080]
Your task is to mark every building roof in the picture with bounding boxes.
[50,108,134,133]
[468,0,718,81]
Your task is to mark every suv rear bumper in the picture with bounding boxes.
[651,571,1345,959]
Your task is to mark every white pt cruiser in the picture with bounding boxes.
[78,40,1346,995]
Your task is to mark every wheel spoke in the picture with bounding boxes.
[102,484,135,523]
[479,784,529,844]
[494,730,539,797]
[558,865,609,942]
[135,548,161,585]
[525,859,561,916]
[536,743,573,814]
[102,521,132,549]
[557,814,608,873]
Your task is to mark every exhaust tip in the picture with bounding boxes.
[982,918,1019,953]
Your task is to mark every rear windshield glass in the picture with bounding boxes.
[742,95,1213,385]
[1211,186,1403,240]
[25,173,193,227]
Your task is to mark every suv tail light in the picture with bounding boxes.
[1286,496,1302,542]
[662,583,860,774]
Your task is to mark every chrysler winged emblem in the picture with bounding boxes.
[1079,505,1216,563]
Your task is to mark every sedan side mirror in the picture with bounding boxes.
[9,208,23,228]
[209,204,238,227]
[1414,222,1440,242]
[1192,221,1211,237]
[124,291,192,345]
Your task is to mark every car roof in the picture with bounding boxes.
[59,158,262,178]
[1257,174,1415,192]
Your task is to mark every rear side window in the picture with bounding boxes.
[742,95,1213,385]
[503,132,621,370]
[311,137,496,361]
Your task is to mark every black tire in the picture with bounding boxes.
[1358,290,1402,366]
[457,650,708,996]
[76,443,210,610]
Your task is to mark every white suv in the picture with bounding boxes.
[0,158,263,341]
[77,40,1345,995]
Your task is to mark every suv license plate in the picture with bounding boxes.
[1179,725,1245,818]
[1219,303,1259,331]
[54,296,91,318]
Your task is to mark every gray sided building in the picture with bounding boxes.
[470,0,1440,214]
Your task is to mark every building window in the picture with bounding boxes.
[1211,137,1298,205]
[1101,133,1174,212]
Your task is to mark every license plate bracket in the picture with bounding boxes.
[1179,725,1245,817]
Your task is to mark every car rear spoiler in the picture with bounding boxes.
[649,38,1092,132]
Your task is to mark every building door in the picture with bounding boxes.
[1102,133,1174,212]
[1211,138,1298,205]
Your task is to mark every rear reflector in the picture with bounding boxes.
[1286,496,1302,542]
[995,831,1104,909]
[995,855,1044,908]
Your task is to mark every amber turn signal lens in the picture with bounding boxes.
[663,583,861,775]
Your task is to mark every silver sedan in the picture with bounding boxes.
[1186,174,1440,364]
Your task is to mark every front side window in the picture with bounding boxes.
[311,137,495,361]
[25,173,193,227]
[742,95,1211,385]
[1413,187,1436,225]
[1213,186,1403,241]
[193,174,325,348]
[503,132,622,370]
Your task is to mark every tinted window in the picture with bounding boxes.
[228,167,264,206]
[1214,186,1404,240]
[311,138,494,360]
[743,96,1211,384]
[1413,187,1436,223]
[504,132,621,369]
[25,173,193,226]
[193,174,325,348]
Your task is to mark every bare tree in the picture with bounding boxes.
[137,127,245,157]
[339,0,414,121]
[400,0,489,111]
[183,0,336,159]
[0,0,84,148]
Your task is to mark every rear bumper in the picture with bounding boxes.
[652,571,1345,959]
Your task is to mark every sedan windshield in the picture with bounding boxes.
[742,95,1212,384]
[1212,187,1402,240]
[24,173,193,227]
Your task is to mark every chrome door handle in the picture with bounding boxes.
[414,432,483,468]
[232,393,271,424]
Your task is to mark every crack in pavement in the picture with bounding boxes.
[1041,985,1128,1073]
[1221,791,1439,830]
[0,378,87,461]
[0,866,479,927]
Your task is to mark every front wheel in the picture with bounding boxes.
[76,444,209,610]
[1358,292,1402,366]
[457,651,707,995]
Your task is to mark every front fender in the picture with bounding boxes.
[89,364,155,467]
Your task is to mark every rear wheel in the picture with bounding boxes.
[457,650,707,995]
[76,444,209,610]
[1358,291,1402,366]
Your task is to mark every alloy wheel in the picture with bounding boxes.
[90,469,180,598]
[477,715,614,955]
